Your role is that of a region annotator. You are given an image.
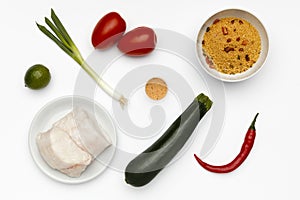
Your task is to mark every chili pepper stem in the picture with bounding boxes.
[249,113,259,130]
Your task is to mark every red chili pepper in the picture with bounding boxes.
[194,113,259,173]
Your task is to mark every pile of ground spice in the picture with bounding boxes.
[145,78,168,100]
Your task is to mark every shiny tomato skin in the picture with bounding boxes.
[92,12,126,49]
[117,27,157,56]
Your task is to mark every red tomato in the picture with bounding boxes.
[92,12,126,49]
[117,27,157,56]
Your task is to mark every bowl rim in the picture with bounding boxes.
[196,8,269,82]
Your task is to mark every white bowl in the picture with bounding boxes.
[28,96,117,184]
[196,9,269,82]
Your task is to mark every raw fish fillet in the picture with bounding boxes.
[54,108,112,158]
[36,108,112,177]
[36,127,92,176]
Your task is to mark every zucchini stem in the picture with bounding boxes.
[196,93,213,111]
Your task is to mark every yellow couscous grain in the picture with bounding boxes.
[202,17,261,74]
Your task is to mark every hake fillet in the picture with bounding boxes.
[36,127,92,176]
[36,108,112,177]
[54,107,112,158]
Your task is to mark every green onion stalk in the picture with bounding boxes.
[36,9,127,107]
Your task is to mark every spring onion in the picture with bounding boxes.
[36,9,127,107]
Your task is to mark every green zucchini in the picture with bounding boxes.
[125,93,212,187]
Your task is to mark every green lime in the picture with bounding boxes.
[24,64,51,90]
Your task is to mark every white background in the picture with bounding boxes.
[2,0,299,199]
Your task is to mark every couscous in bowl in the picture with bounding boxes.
[196,9,269,82]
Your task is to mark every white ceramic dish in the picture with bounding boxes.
[196,9,269,82]
[28,96,117,184]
